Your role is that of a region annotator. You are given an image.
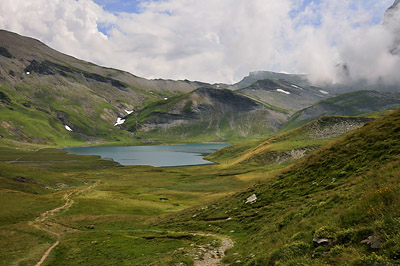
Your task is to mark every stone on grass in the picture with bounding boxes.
[313,237,330,245]
[245,194,257,204]
[361,235,380,249]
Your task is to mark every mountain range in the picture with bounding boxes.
[1,29,399,145]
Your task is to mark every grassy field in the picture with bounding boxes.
[0,144,270,265]
[0,110,399,265]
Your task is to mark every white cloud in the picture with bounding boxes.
[0,0,398,87]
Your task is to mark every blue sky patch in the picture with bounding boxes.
[94,0,146,14]
[97,22,114,37]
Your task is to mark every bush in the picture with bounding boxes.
[314,226,337,240]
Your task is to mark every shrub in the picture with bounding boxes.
[314,226,337,240]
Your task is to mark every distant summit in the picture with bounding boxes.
[229,71,309,90]
[384,0,400,55]
[388,0,400,10]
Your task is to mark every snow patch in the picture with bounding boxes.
[114,117,125,126]
[26,72,30,75]
[64,125,73,132]
[245,194,257,204]
[319,90,329,95]
[277,89,291,95]
[291,84,302,90]
[164,97,168,100]
[125,110,133,115]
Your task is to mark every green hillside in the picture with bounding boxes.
[163,109,400,265]
[206,116,372,167]
[122,87,289,142]
[0,30,202,146]
[282,90,400,131]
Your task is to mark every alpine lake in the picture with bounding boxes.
[63,143,230,167]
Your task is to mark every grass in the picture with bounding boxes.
[206,115,371,168]
[0,144,259,265]
[281,90,400,132]
[122,88,285,143]
[0,108,399,265]
[0,84,143,147]
[160,109,400,265]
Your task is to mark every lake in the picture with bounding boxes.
[63,143,229,167]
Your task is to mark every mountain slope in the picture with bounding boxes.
[237,79,331,112]
[206,115,372,166]
[165,108,400,265]
[122,87,289,141]
[0,30,203,145]
[282,90,400,131]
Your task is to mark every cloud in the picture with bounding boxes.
[0,0,398,87]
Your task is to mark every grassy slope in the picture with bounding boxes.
[0,84,142,148]
[123,88,287,143]
[206,116,372,167]
[163,109,400,265]
[281,90,400,132]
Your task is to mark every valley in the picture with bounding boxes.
[0,27,400,266]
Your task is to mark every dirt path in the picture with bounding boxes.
[193,234,234,266]
[34,241,60,266]
[126,229,234,266]
[33,182,97,266]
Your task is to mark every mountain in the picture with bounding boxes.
[229,71,310,90]
[237,78,331,112]
[386,0,400,13]
[122,87,289,141]
[0,30,398,145]
[282,90,400,131]
[0,30,203,145]
[384,0,400,56]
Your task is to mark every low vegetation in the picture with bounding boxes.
[163,109,400,265]
[0,109,399,265]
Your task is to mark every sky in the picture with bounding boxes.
[0,0,398,85]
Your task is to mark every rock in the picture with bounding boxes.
[313,237,330,245]
[55,183,70,188]
[361,235,380,249]
[13,176,36,184]
[245,194,257,204]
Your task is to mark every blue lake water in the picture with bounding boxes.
[63,143,229,167]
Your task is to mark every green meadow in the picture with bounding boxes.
[0,109,399,265]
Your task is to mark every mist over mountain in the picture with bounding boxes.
[327,1,400,92]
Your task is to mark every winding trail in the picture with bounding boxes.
[121,229,234,266]
[32,182,97,266]
[193,233,234,266]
